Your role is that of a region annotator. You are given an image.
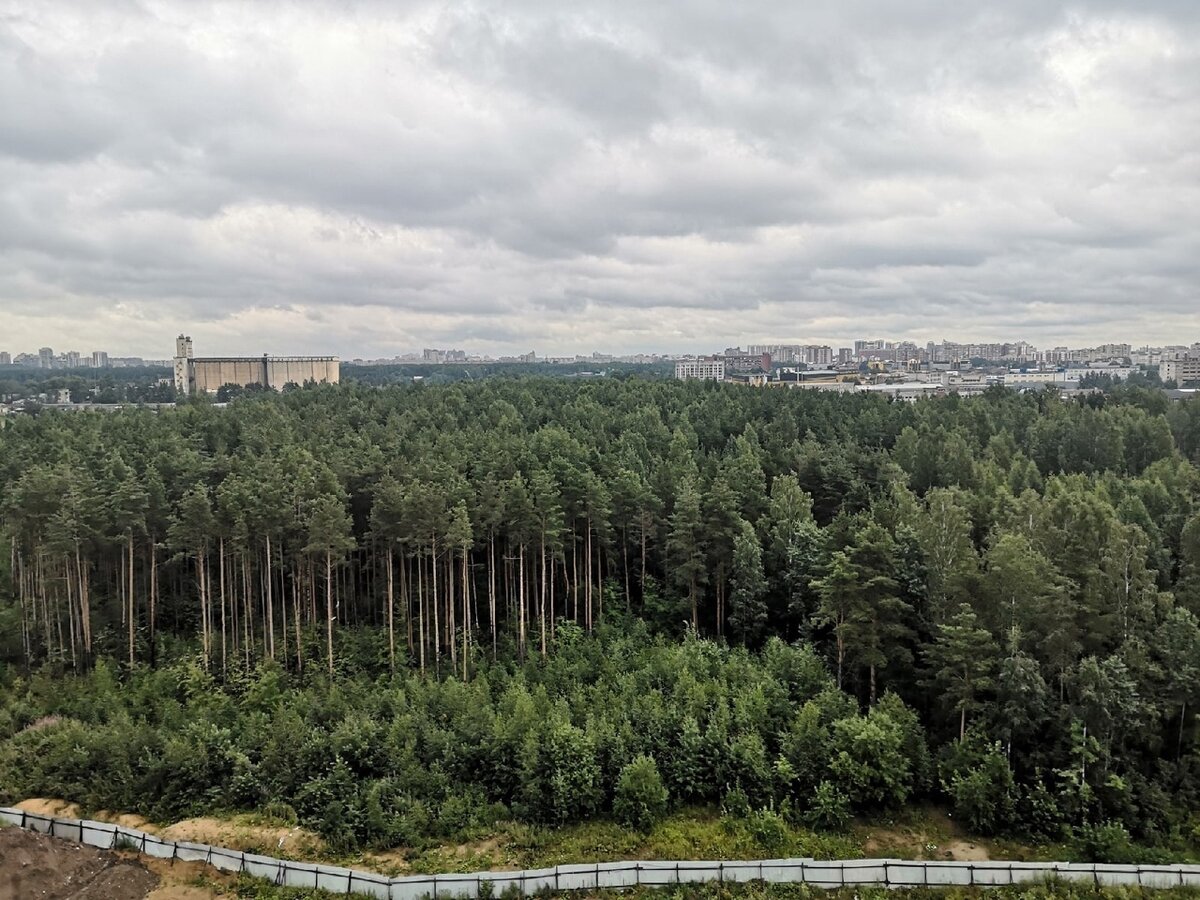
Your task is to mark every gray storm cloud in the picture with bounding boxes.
[0,0,1197,357]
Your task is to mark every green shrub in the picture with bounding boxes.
[1072,821,1137,863]
[613,755,669,832]
[805,781,851,832]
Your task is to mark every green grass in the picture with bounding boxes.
[348,809,862,876]
[211,875,1200,900]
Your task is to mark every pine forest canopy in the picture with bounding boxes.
[3,378,1200,852]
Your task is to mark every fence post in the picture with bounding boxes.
[799,860,805,885]
[883,861,888,887]
[719,863,724,885]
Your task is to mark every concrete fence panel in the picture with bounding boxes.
[7,806,1200,897]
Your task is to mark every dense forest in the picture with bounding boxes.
[3,379,1200,856]
[0,365,174,404]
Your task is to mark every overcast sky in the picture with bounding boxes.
[2,1,1198,358]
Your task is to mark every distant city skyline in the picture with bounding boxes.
[3,333,1197,368]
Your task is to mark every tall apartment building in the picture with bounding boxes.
[801,345,832,367]
[38,347,54,369]
[675,357,726,381]
[723,350,772,373]
[0,352,10,366]
[65,351,82,368]
[1160,352,1200,386]
[92,351,109,368]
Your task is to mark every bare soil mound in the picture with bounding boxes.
[13,797,84,819]
[0,826,159,900]
[160,815,325,858]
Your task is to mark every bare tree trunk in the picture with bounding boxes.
[432,535,440,675]
[585,517,592,631]
[15,542,30,670]
[293,569,303,673]
[403,554,412,654]
[242,552,252,668]
[518,543,526,658]
[540,531,547,658]
[571,527,579,622]
[65,556,78,671]
[448,549,457,672]
[196,553,208,670]
[461,548,470,680]
[128,533,135,668]
[149,538,158,668]
[418,550,426,674]
[488,534,497,660]
[219,538,227,676]
[326,550,335,678]
[386,545,395,675]
[623,527,630,612]
[265,534,275,660]
[279,551,288,666]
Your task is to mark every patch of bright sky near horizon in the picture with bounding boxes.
[0,0,1198,358]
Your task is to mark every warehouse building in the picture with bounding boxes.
[173,336,340,396]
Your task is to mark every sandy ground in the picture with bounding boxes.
[14,798,325,858]
[159,816,325,858]
[0,826,159,900]
[858,808,992,862]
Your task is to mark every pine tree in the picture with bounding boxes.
[924,603,997,740]
[728,518,767,646]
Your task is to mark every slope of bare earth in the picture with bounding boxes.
[12,798,325,859]
[0,826,159,900]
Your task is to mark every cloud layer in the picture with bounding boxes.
[2,0,1198,357]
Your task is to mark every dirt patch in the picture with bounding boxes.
[452,836,502,858]
[160,816,325,858]
[138,856,232,900]
[0,826,159,900]
[858,809,990,862]
[361,848,412,875]
[14,797,84,820]
[943,839,990,861]
[96,810,160,832]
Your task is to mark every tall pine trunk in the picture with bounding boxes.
[325,550,335,677]
[386,545,395,675]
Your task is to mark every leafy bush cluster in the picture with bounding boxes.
[1,631,925,849]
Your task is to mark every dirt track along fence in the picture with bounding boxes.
[5,807,1200,899]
